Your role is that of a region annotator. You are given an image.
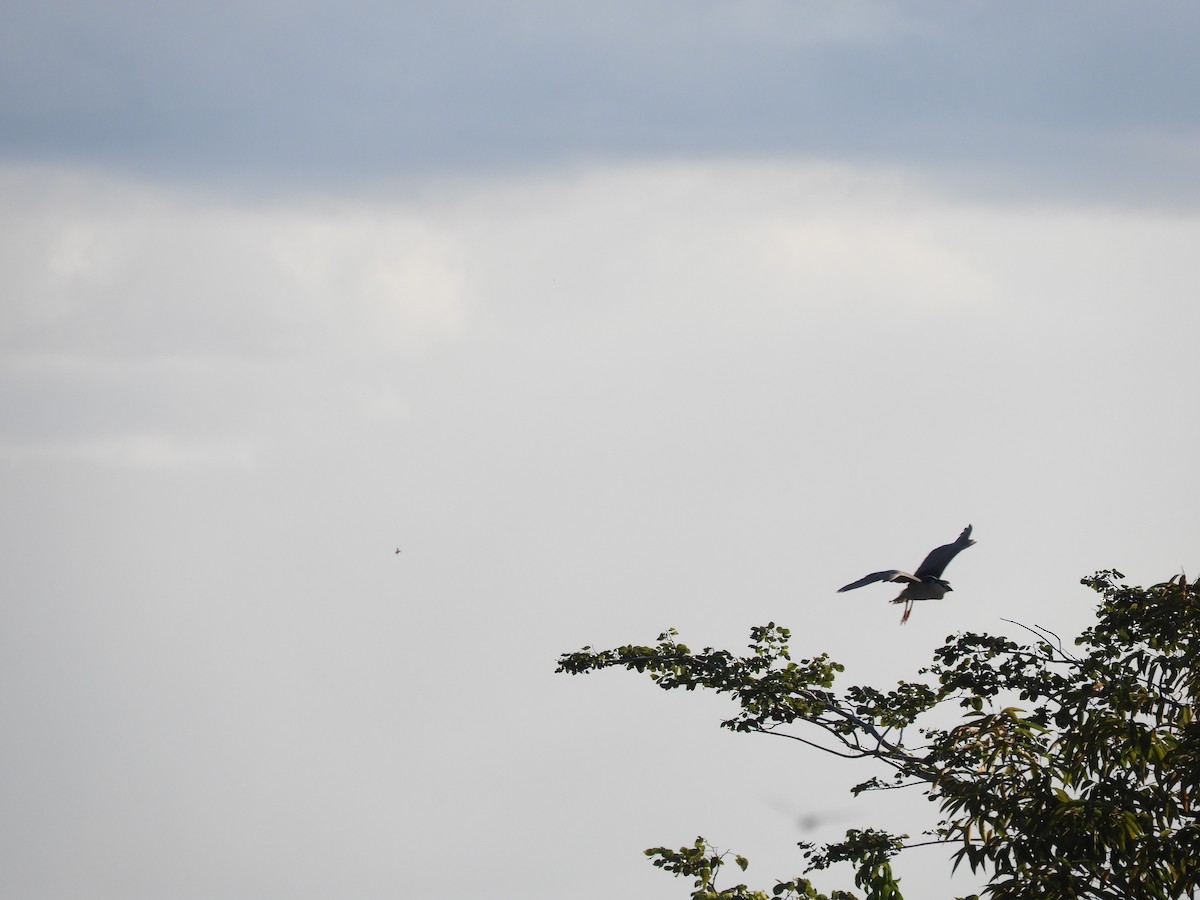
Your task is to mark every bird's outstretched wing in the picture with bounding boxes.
[914,525,975,579]
[838,570,920,592]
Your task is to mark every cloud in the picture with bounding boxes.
[4,157,1199,476]
[2,2,1198,203]
[467,166,996,367]
[0,159,1005,376]
[0,166,468,362]
[0,166,460,467]
[0,433,258,470]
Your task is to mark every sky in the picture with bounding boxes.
[2,3,1199,898]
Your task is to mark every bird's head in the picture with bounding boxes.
[933,578,952,592]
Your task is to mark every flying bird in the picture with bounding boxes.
[763,797,852,834]
[837,525,976,624]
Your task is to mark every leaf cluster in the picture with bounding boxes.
[643,836,858,900]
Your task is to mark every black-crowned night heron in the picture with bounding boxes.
[837,525,975,624]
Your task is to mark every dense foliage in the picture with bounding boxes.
[556,571,1200,899]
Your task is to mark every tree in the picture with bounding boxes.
[555,571,1200,899]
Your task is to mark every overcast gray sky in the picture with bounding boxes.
[2,4,1199,899]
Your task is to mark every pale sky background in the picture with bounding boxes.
[2,3,1199,899]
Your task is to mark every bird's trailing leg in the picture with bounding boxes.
[891,596,914,625]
